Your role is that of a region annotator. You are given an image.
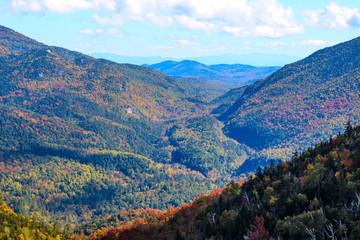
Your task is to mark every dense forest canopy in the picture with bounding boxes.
[92,122,360,240]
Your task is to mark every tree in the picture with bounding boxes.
[245,216,270,240]
[345,120,353,136]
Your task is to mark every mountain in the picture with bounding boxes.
[90,123,360,240]
[0,25,250,227]
[5,23,360,238]
[194,53,300,66]
[147,60,280,89]
[219,36,360,160]
[90,52,299,66]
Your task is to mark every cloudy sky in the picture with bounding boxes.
[1,0,360,61]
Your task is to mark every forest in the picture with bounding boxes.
[91,122,360,240]
[1,25,360,239]
[220,36,360,161]
[2,122,360,239]
[0,25,247,228]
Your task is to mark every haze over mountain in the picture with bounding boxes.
[90,52,299,67]
[146,60,280,89]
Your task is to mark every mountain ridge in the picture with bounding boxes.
[90,52,300,66]
[219,36,360,159]
[147,60,280,89]
[0,25,46,57]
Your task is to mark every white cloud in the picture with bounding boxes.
[92,13,124,25]
[10,0,42,12]
[8,0,304,37]
[175,15,214,34]
[177,39,200,46]
[146,13,173,27]
[257,41,287,47]
[79,28,123,38]
[43,0,93,13]
[10,0,116,13]
[304,2,360,29]
[94,0,116,11]
[172,0,303,37]
[300,40,339,46]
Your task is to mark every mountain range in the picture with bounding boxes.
[146,60,280,89]
[90,52,300,67]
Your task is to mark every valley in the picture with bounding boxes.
[1,24,360,239]
[0,25,252,227]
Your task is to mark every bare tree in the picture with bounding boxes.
[210,211,216,225]
[306,227,316,240]
[325,223,337,240]
[334,219,348,240]
[243,191,250,206]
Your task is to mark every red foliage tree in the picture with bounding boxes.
[246,215,270,240]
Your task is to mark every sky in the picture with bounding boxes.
[1,0,360,61]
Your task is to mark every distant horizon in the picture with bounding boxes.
[90,52,302,66]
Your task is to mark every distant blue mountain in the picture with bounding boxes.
[146,60,281,89]
[90,53,300,66]
[193,53,300,66]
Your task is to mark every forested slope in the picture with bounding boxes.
[0,197,75,240]
[220,37,360,160]
[95,122,360,240]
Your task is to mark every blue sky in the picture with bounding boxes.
[1,0,360,60]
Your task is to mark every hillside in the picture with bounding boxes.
[167,115,252,176]
[92,122,360,240]
[219,36,360,159]
[210,86,248,116]
[0,197,75,240]
[0,25,46,56]
[147,60,280,89]
[0,25,250,226]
